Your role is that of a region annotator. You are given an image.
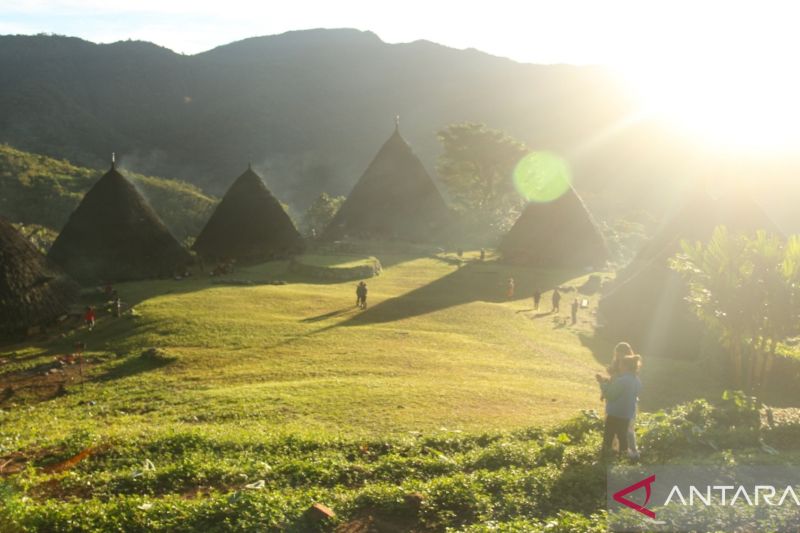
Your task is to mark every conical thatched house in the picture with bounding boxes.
[1,217,78,337]
[322,125,450,242]
[598,186,782,359]
[498,188,609,268]
[48,163,192,283]
[192,166,304,263]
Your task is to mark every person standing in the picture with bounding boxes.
[571,298,579,324]
[551,288,561,313]
[598,343,642,459]
[506,277,515,299]
[598,355,641,458]
[532,289,542,311]
[355,281,368,310]
[84,306,96,331]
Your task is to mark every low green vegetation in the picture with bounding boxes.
[2,391,798,532]
[0,144,217,244]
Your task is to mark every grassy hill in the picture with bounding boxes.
[0,144,217,244]
[0,251,734,530]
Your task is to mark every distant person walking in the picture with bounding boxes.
[571,298,579,324]
[84,306,96,331]
[506,277,515,299]
[533,289,542,311]
[551,288,561,313]
[598,354,641,458]
[356,281,368,309]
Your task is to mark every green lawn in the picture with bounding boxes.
[0,253,719,447]
[0,252,752,531]
[293,254,377,269]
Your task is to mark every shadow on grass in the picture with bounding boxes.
[95,354,175,382]
[300,307,359,323]
[341,261,582,326]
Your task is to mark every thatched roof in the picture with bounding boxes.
[192,166,304,263]
[618,186,782,282]
[48,164,192,283]
[1,217,78,336]
[322,127,450,242]
[598,186,783,358]
[498,188,609,268]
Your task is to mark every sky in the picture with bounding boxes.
[1,0,797,67]
[4,0,800,151]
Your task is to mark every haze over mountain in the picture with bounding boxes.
[1,28,797,230]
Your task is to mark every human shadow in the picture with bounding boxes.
[300,307,358,323]
[341,261,583,326]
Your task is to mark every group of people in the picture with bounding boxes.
[505,284,582,324]
[597,342,642,460]
[83,284,127,330]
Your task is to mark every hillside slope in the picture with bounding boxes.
[0,144,216,243]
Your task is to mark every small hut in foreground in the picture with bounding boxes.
[499,188,609,268]
[192,166,304,264]
[48,163,192,283]
[322,124,450,242]
[1,217,78,337]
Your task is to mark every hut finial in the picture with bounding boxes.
[395,114,400,130]
[111,152,116,169]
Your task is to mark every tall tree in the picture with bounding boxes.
[302,192,345,238]
[437,123,528,234]
[671,226,800,398]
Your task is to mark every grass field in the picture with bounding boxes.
[293,254,378,269]
[1,251,718,444]
[0,250,731,531]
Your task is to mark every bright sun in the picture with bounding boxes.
[614,5,800,154]
[627,60,800,153]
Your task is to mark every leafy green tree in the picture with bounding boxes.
[671,226,800,397]
[437,123,528,234]
[302,192,345,237]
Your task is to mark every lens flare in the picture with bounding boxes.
[513,152,571,203]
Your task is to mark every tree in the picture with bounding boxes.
[671,226,800,398]
[437,123,528,235]
[302,193,345,238]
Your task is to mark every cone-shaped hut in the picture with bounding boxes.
[192,166,304,263]
[1,217,79,337]
[598,186,782,359]
[322,124,450,242]
[48,163,192,283]
[498,188,609,268]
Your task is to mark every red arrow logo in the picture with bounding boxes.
[613,474,656,519]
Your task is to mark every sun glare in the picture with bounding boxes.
[614,4,800,154]
[627,60,800,153]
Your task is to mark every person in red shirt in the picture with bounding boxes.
[84,306,96,331]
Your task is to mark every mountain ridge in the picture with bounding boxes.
[2,28,797,233]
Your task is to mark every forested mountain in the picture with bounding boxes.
[0,29,797,231]
[0,31,657,208]
[0,144,216,245]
